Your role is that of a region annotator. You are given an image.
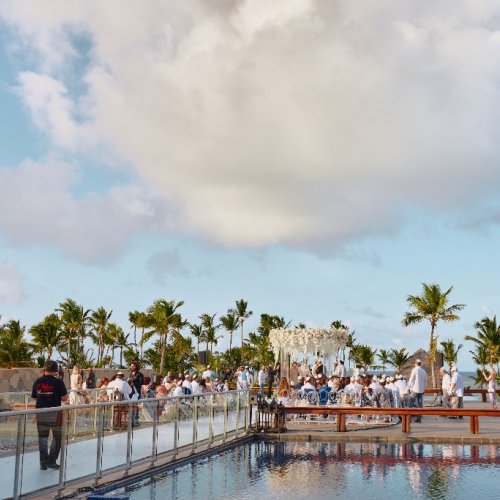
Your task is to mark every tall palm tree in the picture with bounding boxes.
[220,310,239,353]
[200,313,220,354]
[136,311,153,360]
[189,322,205,357]
[235,299,253,348]
[143,299,184,374]
[89,307,112,365]
[439,338,463,371]
[104,322,124,367]
[377,349,390,372]
[114,328,130,368]
[0,319,33,367]
[464,316,500,367]
[29,313,63,360]
[402,284,465,388]
[57,298,90,366]
[350,344,377,372]
[387,348,411,374]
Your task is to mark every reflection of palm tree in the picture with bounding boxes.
[402,284,465,388]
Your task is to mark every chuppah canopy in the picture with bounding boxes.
[269,327,349,359]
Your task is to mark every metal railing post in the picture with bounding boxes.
[57,409,69,495]
[151,400,158,467]
[173,398,179,458]
[223,394,227,442]
[13,413,27,500]
[95,405,105,480]
[126,403,133,470]
[209,394,214,444]
[244,390,250,431]
[235,391,240,437]
[23,393,29,410]
[192,396,198,452]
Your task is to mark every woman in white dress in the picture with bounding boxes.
[69,365,85,405]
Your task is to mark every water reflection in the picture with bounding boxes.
[126,441,500,500]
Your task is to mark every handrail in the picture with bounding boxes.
[0,390,250,500]
[284,406,500,434]
[2,389,245,416]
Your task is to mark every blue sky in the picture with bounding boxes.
[2,1,500,371]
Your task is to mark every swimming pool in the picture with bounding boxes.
[105,440,500,499]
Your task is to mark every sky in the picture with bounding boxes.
[1,0,500,371]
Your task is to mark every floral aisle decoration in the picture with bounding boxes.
[269,327,349,360]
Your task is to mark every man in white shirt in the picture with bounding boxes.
[191,374,200,395]
[439,367,451,408]
[449,367,465,415]
[407,359,427,422]
[395,375,409,407]
[182,374,193,394]
[335,360,346,378]
[107,372,132,399]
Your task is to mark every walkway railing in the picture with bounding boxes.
[284,406,500,434]
[0,390,250,500]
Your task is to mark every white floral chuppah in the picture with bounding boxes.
[269,327,349,380]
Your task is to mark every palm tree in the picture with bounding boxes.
[402,284,465,388]
[57,298,90,366]
[235,299,253,348]
[114,327,130,368]
[136,312,153,360]
[29,314,63,360]
[128,310,140,347]
[220,310,239,353]
[464,316,500,367]
[89,307,112,365]
[377,349,390,372]
[143,299,184,374]
[350,344,377,372]
[0,320,33,367]
[439,338,463,371]
[189,322,205,357]
[200,313,220,354]
[387,348,411,374]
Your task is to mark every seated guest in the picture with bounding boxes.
[295,376,304,390]
[302,376,316,393]
[156,384,169,398]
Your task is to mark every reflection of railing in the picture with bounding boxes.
[0,390,250,500]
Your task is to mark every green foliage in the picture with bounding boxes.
[439,338,463,370]
[0,320,34,367]
[464,316,500,367]
[402,283,465,387]
[350,344,377,371]
[387,348,411,373]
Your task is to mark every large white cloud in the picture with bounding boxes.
[2,0,500,253]
[0,157,165,263]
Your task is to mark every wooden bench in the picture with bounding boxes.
[284,406,500,434]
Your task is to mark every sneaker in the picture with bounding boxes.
[46,462,60,470]
[40,463,47,470]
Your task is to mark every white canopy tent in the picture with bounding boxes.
[269,327,349,380]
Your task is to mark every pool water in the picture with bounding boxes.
[117,441,500,499]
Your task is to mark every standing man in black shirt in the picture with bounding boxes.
[267,363,275,398]
[31,360,68,470]
[129,361,144,425]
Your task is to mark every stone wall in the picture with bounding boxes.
[0,367,156,393]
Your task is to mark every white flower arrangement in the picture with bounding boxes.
[269,327,349,358]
